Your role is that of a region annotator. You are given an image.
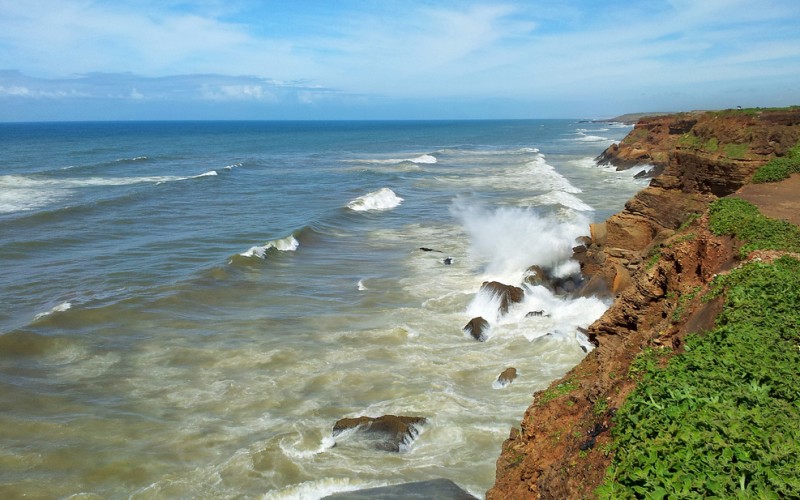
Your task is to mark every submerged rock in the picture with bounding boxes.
[463,316,490,342]
[332,415,427,452]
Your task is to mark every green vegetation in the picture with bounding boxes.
[708,197,800,257]
[670,285,702,323]
[752,142,800,183]
[723,142,750,159]
[537,378,578,406]
[598,256,800,499]
[597,199,800,498]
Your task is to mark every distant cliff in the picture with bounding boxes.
[487,108,800,499]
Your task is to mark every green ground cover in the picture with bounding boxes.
[597,200,800,499]
[752,142,800,183]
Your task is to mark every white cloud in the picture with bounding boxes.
[0,0,798,119]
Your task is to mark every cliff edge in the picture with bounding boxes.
[488,108,800,499]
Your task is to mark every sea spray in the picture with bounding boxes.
[449,198,589,284]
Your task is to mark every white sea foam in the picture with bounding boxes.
[346,187,403,212]
[240,235,299,258]
[194,170,218,178]
[357,280,368,291]
[33,301,72,321]
[223,163,242,170]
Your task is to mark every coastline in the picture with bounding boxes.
[488,107,800,498]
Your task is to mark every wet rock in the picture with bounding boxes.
[497,367,517,386]
[323,478,477,499]
[526,310,545,317]
[523,265,553,289]
[332,415,427,452]
[480,281,525,314]
[443,257,453,265]
[463,316,490,342]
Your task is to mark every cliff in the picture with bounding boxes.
[487,108,800,499]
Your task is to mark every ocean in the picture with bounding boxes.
[0,120,646,498]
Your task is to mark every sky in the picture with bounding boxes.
[1,0,799,121]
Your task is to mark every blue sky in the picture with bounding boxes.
[1,0,799,121]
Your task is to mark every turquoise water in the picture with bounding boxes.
[0,120,644,498]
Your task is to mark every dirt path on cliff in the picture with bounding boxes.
[734,173,800,226]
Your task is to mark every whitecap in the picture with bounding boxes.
[410,154,437,164]
[240,235,299,258]
[342,153,436,165]
[193,170,218,178]
[532,191,594,212]
[33,301,72,321]
[346,188,403,212]
[357,280,368,291]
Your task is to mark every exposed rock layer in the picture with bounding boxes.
[487,108,800,499]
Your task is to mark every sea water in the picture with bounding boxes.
[0,120,647,498]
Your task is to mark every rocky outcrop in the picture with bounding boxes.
[488,107,800,499]
[496,367,517,387]
[323,478,478,499]
[479,281,524,314]
[332,415,427,452]
[463,316,490,342]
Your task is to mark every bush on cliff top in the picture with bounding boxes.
[752,141,800,183]
[598,257,800,499]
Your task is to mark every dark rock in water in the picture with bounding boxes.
[419,247,442,253]
[526,310,545,317]
[463,316,490,342]
[479,281,524,314]
[497,367,517,386]
[322,478,478,499]
[443,257,453,265]
[332,415,427,452]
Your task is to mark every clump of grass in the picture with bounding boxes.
[708,197,800,257]
[537,378,578,406]
[752,142,800,183]
[597,256,800,498]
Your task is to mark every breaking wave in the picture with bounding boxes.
[346,188,403,212]
[239,235,300,259]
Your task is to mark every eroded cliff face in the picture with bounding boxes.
[487,108,800,500]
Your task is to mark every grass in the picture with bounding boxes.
[597,201,800,498]
[752,141,800,183]
[537,378,578,406]
[708,197,800,257]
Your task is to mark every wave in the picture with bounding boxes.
[346,188,403,212]
[0,170,219,214]
[115,156,149,163]
[531,191,594,212]
[32,301,72,321]
[238,235,300,259]
[343,153,437,165]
